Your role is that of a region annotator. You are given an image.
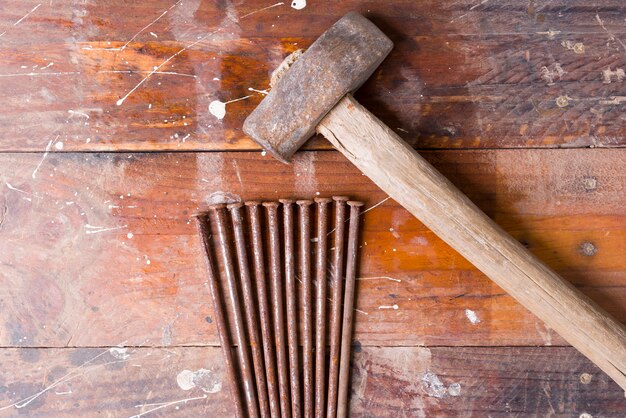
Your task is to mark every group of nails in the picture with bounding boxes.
[196,197,364,418]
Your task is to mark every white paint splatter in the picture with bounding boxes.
[422,372,462,398]
[5,182,42,199]
[539,63,565,85]
[248,87,269,95]
[54,141,64,150]
[68,109,90,119]
[422,372,447,398]
[209,95,252,120]
[361,196,391,216]
[84,224,128,234]
[561,40,585,54]
[109,347,130,360]
[119,0,284,106]
[176,369,222,393]
[32,135,58,179]
[378,304,399,310]
[596,13,626,52]
[240,2,284,19]
[448,382,462,396]
[602,67,625,84]
[291,0,306,10]
[127,232,134,239]
[131,394,207,418]
[464,309,481,324]
[536,29,561,39]
[99,69,197,78]
[208,100,226,119]
[357,276,401,283]
[0,346,132,412]
[0,4,41,39]
[0,71,81,78]
[54,389,73,395]
[116,32,213,106]
[450,0,489,23]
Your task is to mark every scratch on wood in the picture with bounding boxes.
[5,182,42,199]
[0,346,134,412]
[595,13,626,52]
[99,70,197,79]
[450,0,490,23]
[116,1,284,106]
[31,135,58,179]
[357,276,402,283]
[361,196,391,216]
[536,29,561,39]
[131,394,208,418]
[240,2,284,19]
[85,224,128,234]
[0,3,42,39]
[0,71,81,78]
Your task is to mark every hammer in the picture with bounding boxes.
[244,11,626,397]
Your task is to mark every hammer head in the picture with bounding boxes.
[243,12,393,163]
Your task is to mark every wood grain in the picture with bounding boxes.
[319,94,626,389]
[1,1,625,152]
[0,149,623,348]
[0,346,623,417]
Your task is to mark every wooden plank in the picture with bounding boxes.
[1,1,625,152]
[0,346,623,416]
[0,149,623,347]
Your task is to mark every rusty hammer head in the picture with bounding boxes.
[243,12,393,163]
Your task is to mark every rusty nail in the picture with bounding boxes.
[196,215,245,418]
[336,201,364,418]
[326,196,349,418]
[280,199,302,418]
[296,199,314,418]
[246,202,282,418]
[263,201,292,418]
[210,205,260,418]
[314,197,332,418]
[229,203,272,418]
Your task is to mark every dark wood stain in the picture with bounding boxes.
[0,0,625,416]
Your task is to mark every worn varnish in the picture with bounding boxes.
[1,0,625,415]
[0,346,624,416]
[0,150,623,348]
[0,1,625,151]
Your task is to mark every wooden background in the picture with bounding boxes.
[0,0,625,416]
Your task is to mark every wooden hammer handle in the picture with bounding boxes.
[317,94,626,391]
